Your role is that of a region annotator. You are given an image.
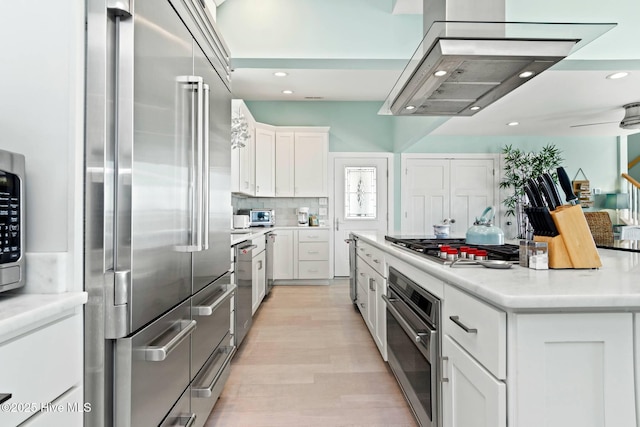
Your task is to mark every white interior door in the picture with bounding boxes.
[403,158,449,235]
[333,157,389,277]
[402,155,497,236]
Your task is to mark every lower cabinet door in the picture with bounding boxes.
[442,335,506,427]
[20,386,84,427]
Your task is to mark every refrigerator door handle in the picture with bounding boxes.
[135,319,197,362]
[201,83,210,250]
[176,75,204,252]
[191,284,236,316]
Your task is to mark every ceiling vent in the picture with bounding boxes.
[620,103,640,129]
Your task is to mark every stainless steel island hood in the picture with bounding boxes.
[380,18,616,116]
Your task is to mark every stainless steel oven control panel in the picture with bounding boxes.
[0,149,25,293]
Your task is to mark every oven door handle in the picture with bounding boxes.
[382,294,436,362]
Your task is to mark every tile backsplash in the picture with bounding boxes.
[232,196,328,226]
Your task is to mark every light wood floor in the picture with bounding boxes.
[205,280,418,427]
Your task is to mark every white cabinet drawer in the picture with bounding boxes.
[444,285,506,379]
[298,229,329,242]
[251,235,266,253]
[298,261,330,279]
[298,242,329,260]
[0,313,82,426]
[357,241,385,276]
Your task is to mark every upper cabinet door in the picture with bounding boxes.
[294,131,328,197]
[275,131,295,197]
[254,125,275,197]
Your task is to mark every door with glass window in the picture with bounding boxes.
[333,157,389,276]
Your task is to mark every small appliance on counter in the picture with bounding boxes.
[466,206,505,245]
[0,149,25,293]
[237,209,275,227]
[297,207,309,227]
[433,218,455,238]
[233,215,250,229]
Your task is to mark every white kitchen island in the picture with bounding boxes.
[352,232,640,427]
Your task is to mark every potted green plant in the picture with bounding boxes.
[499,144,564,239]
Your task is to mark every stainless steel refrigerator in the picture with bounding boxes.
[85,0,233,425]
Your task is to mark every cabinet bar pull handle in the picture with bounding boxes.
[442,356,449,383]
[449,315,477,334]
[373,259,380,263]
[307,251,319,254]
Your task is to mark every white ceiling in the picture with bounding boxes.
[230,68,401,102]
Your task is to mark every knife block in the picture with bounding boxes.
[535,205,601,269]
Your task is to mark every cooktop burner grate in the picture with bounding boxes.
[385,236,519,263]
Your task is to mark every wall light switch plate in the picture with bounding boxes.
[319,207,327,216]
[319,198,327,206]
[593,188,601,195]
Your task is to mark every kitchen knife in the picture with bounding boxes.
[536,176,558,211]
[556,167,579,205]
[542,172,563,208]
[526,178,545,207]
[524,183,541,207]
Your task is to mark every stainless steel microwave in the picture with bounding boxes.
[236,209,275,227]
[0,149,25,293]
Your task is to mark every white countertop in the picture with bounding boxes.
[0,292,87,342]
[355,232,640,311]
[231,226,330,246]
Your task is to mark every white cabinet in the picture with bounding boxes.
[231,99,256,196]
[442,335,506,427]
[274,129,329,197]
[275,132,295,197]
[272,229,330,281]
[442,285,506,427]
[273,229,294,280]
[294,132,328,197]
[232,106,328,199]
[512,313,636,427]
[248,235,266,316]
[297,229,330,279]
[251,249,266,315]
[0,311,83,426]
[355,239,386,359]
[254,124,276,197]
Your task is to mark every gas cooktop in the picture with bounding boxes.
[384,236,519,264]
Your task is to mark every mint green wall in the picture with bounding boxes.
[217,0,422,59]
[245,101,394,152]
[506,0,640,60]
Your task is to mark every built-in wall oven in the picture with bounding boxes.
[383,266,441,427]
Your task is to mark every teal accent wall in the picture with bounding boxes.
[506,0,640,60]
[217,0,422,60]
[245,101,394,152]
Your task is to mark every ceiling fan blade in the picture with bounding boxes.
[570,120,619,128]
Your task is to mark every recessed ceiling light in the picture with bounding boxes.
[469,106,481,111]
[434,70,447,77]
[405,105,416,110]
[606,72,629,80]
[282,90,293,94]
[519,71,535,78]
[273,72,288,77]
[507,121,519,126]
